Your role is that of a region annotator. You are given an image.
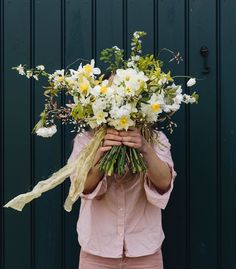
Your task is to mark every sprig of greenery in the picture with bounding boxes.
[100,46,124,74]
[130,31,147,57]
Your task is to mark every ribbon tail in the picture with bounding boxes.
[64,127,106,212]
[3,159,77,211]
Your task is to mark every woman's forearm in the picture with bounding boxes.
[141,144,172,193]
[83,165,105,194]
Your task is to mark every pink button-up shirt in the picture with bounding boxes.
[67,130,177,258]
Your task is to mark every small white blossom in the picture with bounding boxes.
[26,70,33,78]
[112,46,120,51]
[187,78,196,87]
[36,125,57,138]
[33,75,39,81]
[16,64,25,75]
[183,94,196,104]
[133,32,140,38]
[36,65,45,71]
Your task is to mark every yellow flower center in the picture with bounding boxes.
[125,87,132,94]
[57,77,64,83]
[125,75,130,81]
[84,64,92,75]
[79,82,89,94]
[96,112,104,120]
[119,116,128,126]
[100,86,108,94]
[151,103,160,112]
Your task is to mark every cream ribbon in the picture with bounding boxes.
[3,127,106,212]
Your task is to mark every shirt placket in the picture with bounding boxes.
[117,183,125,254]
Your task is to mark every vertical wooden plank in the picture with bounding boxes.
[0,0,4,268]
[3,1,32,269]
[34,0,63,268]
[157,1,187,269]
[96,0,123,71]
[64,1,92,268]
[127,0,154,55]
[189,0,217,268]
[221,1,236,268]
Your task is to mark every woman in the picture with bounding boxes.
[67,127,177,269]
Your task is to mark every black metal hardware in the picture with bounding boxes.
[200,46,210,74]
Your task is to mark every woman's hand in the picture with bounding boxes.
[119,127,172,193]
[119,127,149,153]
[93,128,123,166]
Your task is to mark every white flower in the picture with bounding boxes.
[113,68,148,97]
[141,94,163,122]
[26,70,33,78]
[182,94,196,104]
[36,125,57,138]
[187,78,196,87]
[36,65,45,71]
[109,103,136,120]
[16,64,25,75]
[112,46,120,51]
[94,111,108,125]
[33,75,39,81]
[91,80,113,97]
[133,32,140,39]
[83,59,101,77]
[109,115,134,131]
[78,77,91,96]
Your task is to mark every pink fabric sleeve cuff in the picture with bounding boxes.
[143,130,177,209]
[144,163,177,209]
[80,176,108,200]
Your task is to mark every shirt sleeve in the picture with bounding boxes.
[67,131,108,200]
[143,130,177,209]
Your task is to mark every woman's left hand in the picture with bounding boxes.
[119,127,149,153]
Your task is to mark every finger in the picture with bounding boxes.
[99,146,112,152]
[104,133,122,142]
[119,130,140,137]
[103,140,122,146]
[122,141,140,149]
[106,128,120,136]
[121,136,142,143]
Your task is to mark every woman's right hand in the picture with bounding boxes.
[93,128,123,166]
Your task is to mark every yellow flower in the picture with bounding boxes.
[57,77,64,83]
[100,86,108,94]
[117,116,134,130]
[151,103,161,113]
[120,116,128,126]
[83,64,92,76]
[79,82,89,95]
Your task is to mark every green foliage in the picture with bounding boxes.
[71,103,85,121]
[130,31,147,56]
[32,110,47,133]
[192,92,200,104]
[100,47,124,73]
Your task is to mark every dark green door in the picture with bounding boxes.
[1,1,236,269]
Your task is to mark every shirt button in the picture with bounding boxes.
[119,232,123,236]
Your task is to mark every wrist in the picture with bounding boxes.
[139,141,152,156]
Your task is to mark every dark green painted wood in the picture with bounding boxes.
[157,1,187,269]
[1,1,236,269]
[127,0,154,56]
[189,1,218,268]
[34,1,63,269]
[96,0,123,69]
[3,1,32,269]
[221,1,236,268]
[64,1,93,268]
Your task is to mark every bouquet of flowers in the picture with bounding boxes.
[4,31,199,212]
